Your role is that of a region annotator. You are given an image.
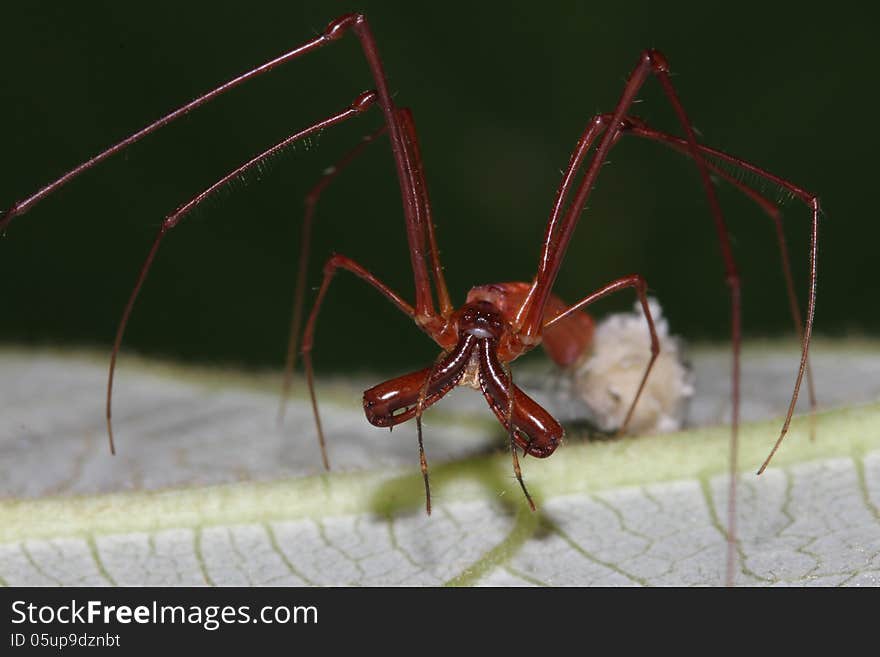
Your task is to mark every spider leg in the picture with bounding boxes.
[516,51,817,585]
[617,117,817,417]
[279,106,453,423]
[1,12,448,333]
[545,274,660,437]
[413,354,451,517]
[415,412,432,516]
[300,254,417,470]
[517,53,745,419]
[278,124,389,425]
[398,109,453,318]
[3,11,457,462]
[503,364,536,512]
[105,92,377,455]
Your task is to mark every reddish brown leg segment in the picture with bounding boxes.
[278,124,389,425]
[414,356,447,516]
[278,104,453,424]
[398,109,453,318]
[2,12,459,456]
[415,413,432,515]
[515,51,817,585]
[504,365,536,512]
[518,53,739,408]
[0,16,411,237]
[1,32,331,227]
[545,274,660,436]
[620,119,817,414]
[610,115,821,473]
[105,92,378,454]
[300,253,416,469]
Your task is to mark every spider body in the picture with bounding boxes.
[362,282,593,459]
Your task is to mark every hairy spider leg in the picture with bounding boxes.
[1,13,461,450]
[512,51,817,585]
[105,92,377,455]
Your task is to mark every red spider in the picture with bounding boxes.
[0,14,818,586]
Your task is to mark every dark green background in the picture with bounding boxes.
[0,2,873,375]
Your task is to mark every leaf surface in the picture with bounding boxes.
[1,342,878,586]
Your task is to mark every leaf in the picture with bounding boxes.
[0,342,878,586]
